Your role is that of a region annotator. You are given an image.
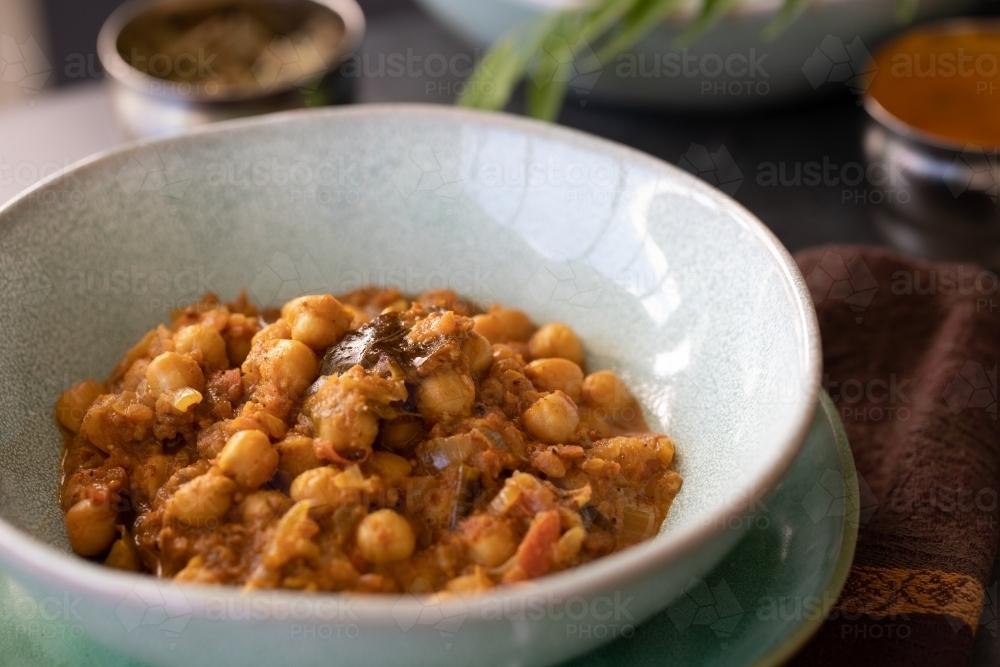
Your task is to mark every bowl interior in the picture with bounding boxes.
[0,105,816,562]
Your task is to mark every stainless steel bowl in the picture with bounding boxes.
[862,20,1000,268]
[98,0,365,138]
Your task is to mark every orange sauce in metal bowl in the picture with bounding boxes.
[866,24,1000,147]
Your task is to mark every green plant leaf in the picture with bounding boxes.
[762,0,813,41]
[896,0,919,22]
[595,0,684,63]
[523,0,637,120]
[676,0,744,47]
[524,13,587,120]
[457,12,563,110]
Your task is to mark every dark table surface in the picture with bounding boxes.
[349,1,1000,664]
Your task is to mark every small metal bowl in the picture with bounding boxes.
[98,0,365,138]
[862,19,1000,268]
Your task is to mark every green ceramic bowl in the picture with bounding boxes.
[0,104,821,667]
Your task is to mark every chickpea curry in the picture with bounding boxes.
[56,288,682,594]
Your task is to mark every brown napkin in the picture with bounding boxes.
[789,246,998,666]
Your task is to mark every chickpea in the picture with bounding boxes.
[174,324,229,371]
[524,358,584,401]
[55,380,104,433]
[256,339,319,396]
[556,526,587,564]
[281,295,352,352]
[379,418,423,450]
[459,516,517,567]
[165,473,237,527]
[290,466,345,511]
[146,352,205,396]
[531,448,567,478]
[315,408,379,455]
[582,370,638,418]
[240,491,286,524]
[305,367,406,457]
[251,320,292,344]
[225,313,257,366]
[231,403,288,440]
[356,509,416,564]
[462,333,493,373]
[65,498,118,556]
[218,430,279,489]
[417,369,475,421]
[276,436,322,478]
[472,313,505,344]
[472,307,533,343]
[407,311,459,344]
[523,391,580,444]
[366,450,412,487]
[104,534,143,571]
[491,344,519,363]
[495,308,534,342]
[528,323,585,367]
[446,573,492,593]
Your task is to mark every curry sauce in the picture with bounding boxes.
[56,288,681,594]
[867,24,1000,147]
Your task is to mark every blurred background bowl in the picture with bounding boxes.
[414,0,980,111]
[98,0,366,137]
[862,18,1000,267]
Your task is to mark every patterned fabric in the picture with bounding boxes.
[791,246,999,666]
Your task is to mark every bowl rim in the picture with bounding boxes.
[0,103,821,625]
[97,0,367,104]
